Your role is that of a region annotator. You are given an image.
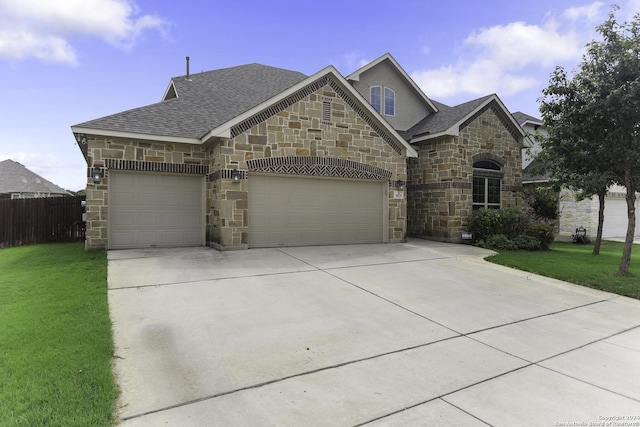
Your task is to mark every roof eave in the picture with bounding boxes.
[410,129,459,144]
[71,126,202,145]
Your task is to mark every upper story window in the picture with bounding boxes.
[384,87,395,116]
[370,86,395,117]
[370,86,382,113]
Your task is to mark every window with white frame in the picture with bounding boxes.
[472,160,502,210]
[384,87,395,116]
[370,86,382,113]
[370,85,395,116]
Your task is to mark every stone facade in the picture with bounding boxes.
[83,81,407,250]
[83,137,209,249]
[407,106,523,242]
[207,83,407,249]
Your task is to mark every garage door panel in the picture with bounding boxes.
[249,175,384,248]
[110,172,204,249]
[603,198,640,238]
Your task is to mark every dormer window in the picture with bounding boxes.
[370,86,395,117]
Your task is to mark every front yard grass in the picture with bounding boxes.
[486,240,640,300]
[0,243,117,426]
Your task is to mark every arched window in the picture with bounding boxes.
[370,86,395,117]
[370,86,382,113]
[473,160,502,210]
[384,87,395,116]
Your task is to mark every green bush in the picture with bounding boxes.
[468,208,529,241]
[513,234,542,251]
[526,222,555,250]
[468,209,502,242]
[500,208,530,239]
[484,234,518,251]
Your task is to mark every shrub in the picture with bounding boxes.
[484,234,518,251]
[513,234,542,251]
[500,208,530,239]
[468,208,529,242]
[468,209,502,242]
[526,222,555,250]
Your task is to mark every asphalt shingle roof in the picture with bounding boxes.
[512,111,543,126]
[0,159,71,195]
[75,64,308,139]
[402,95,494,140]
[522,158,551,183]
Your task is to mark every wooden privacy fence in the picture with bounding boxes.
[0,196,85,248]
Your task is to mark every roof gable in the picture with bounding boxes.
[203,66,417,158]
[72,64,309,142]
[0,159,71,195]
[72,62,416,158]
[406,94,526,145]
[346,53,438,114]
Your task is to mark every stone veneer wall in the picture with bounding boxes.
[407,106,523,242]
[83,136,209,249]
[207,83,407,249]
[558,189,598,238]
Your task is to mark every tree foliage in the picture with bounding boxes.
[538,7,640,275]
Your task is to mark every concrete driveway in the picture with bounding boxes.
[108,239,640,426]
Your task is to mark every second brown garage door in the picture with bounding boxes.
[248,174,386,248]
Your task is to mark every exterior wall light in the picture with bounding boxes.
[92,167,103,184]
[395,180,405,191]
[231,170,241,183]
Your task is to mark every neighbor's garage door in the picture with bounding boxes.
[110,172,204,249]
[602,198,640,238]
[248,175,385,248]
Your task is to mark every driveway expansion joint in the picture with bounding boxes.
[119,335,462,422]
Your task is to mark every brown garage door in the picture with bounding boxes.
[109,172,204,249]
[248,174,386,248]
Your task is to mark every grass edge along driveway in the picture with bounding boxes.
[487,241,640,300]
[0,243,118,427]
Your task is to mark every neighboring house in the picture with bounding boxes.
[0,159,71,199]
[512,111,544,169]
[517,113,640,239]
[72,53,526,250]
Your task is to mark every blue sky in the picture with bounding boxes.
[1,0,639,191]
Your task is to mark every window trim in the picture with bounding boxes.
[473,160,502,210]
[370,85,395,117]
[383,87,395,117]
[473,177,502,210]
[370,86,382,113]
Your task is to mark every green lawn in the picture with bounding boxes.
[0,243,118,427]
[487,241,640,300]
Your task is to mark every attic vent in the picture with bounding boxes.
[322,101,331,123]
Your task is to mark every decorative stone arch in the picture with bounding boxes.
[246,156,392,180]
[472,152,506,167]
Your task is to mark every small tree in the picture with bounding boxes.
[539,7,640,275]
[524,186,559,222]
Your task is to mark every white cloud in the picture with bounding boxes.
[0,0,167,64]
[410,2,614,101]
[343,52,371,72]
[563,2,605,22]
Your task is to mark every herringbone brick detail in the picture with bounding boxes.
[247,156,392,180]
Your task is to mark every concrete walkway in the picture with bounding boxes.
[108,239,640,426]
